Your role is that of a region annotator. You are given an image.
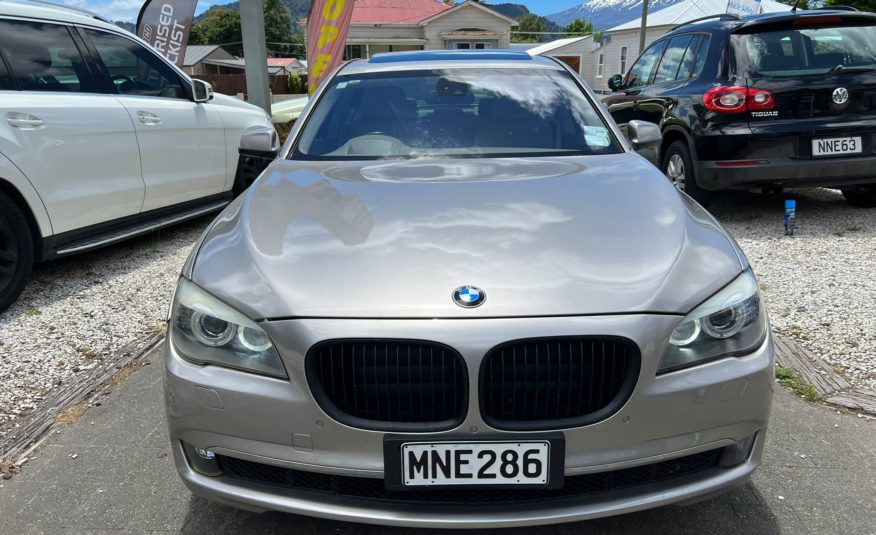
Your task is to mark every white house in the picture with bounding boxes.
[305,0,519,60]
[586,0,793,93]
[525,35,594,76]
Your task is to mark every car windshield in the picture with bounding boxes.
[293,68,621,160]
[732,22,876,78]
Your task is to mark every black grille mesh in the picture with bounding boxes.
[481,338,638,429]
[216,449,721,505]
[307,340,467,429]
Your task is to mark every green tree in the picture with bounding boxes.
[189,8,243,55]
[822,0,876,11]
[263,0,295,46]
[515,13,547,43]
[189,0,304,57]
[564,18,593,37]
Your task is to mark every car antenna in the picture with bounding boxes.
[791,0,798,12]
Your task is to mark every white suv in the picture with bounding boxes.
[0,1,277,311]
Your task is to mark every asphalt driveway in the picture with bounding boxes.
[1,345,874,535]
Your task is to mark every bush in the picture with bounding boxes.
[288,72,306,94]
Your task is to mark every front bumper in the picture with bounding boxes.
[164,315,774,528]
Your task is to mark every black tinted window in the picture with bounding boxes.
[85,29,186,99]
[0,56,14,90]
[676,35,701,80]
[733,24,876,77]
[296,68,620,159]
[692,35,711,77]
[626,41,665,88]
[0,20,94,92]
[654,35,692,83]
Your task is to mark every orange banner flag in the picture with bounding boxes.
[306,0,356,94]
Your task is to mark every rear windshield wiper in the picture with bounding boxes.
[829,64,876,74]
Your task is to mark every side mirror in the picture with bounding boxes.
[192,79,213,103]
[239,126,280,160]
[607,74,624,92]
[627,120,662,151]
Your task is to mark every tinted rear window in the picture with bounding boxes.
[294,68,621,160]
[0,19,95,92]
[732,23,876,77]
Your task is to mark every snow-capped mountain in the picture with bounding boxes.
[547,0,683,30]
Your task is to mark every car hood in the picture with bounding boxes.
[271,96,309,124]
[209,92,267,113]
[191,154,745,320]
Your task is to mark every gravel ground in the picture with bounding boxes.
[710,188,876,392]
[0,217,211,433]
[1,188,874,436]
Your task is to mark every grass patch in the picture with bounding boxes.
[775,366,821,402]
[55,403,87,427]
[0,458,20,479]
[25,309,40,317]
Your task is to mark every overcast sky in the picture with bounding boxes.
[60,0,584,23]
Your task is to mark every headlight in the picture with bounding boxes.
[659,270,767,374]
[170,278,287,378]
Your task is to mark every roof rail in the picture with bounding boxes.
[1,0,113,23]
[672,13,740,31]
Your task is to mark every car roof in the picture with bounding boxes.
[0,0,124,33]
[340,49,564,75]
[666,8,876,36]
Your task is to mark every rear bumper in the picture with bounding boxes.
[696,155,876,190]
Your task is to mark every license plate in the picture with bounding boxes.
[812,136,862,157]
[384,435,564,489]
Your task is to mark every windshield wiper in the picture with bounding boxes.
[829,64,876,74]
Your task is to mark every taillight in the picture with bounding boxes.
[703,86,774,113]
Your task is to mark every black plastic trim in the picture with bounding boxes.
[305,338,469,433]
[41,192,230,260]
[478,336,641,432]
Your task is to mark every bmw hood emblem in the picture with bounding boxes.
[832,87,849,105]
[452,285,486,308]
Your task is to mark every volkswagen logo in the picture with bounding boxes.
[832,87,849,105]
[452,285,486,308]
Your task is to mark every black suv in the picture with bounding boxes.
[602,9,876,207]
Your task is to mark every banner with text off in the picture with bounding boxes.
[136,0,198,68]
[306,0,355,93]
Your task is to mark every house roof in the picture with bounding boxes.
[350,0,451,24]
[526,35,592,56]
[419,0,519,26]
[202,58,300,75]
[608,0,792,32]
[183,45,222,67]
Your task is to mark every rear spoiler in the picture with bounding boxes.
[733,10,876,33]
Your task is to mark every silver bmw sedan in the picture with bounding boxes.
[164,50,773,528]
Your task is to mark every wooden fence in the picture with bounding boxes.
[194,74,289,97]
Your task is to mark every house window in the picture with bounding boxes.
[620,46,628,75]
[597,53,604,78]
[447,40,496,50]
[344,45,364,60]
